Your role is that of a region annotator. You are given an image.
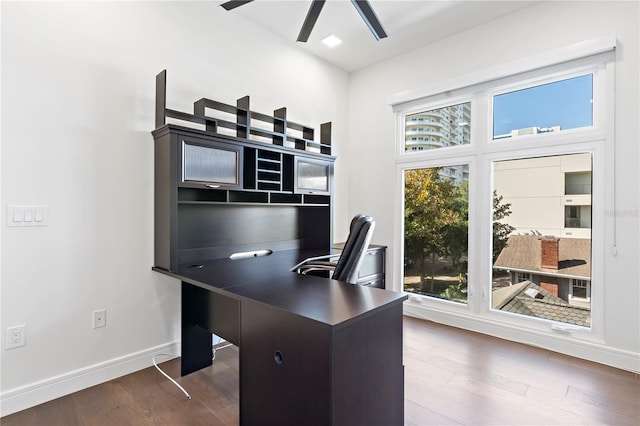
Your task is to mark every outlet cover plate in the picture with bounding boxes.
[93,309,106,328]
[6,325,26,349]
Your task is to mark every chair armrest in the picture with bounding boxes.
[290,254,336,272]
[298,264,336,275]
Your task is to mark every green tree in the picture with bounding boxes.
[404,172,513,295]
[493,190,516,262]
[404,168,458,292]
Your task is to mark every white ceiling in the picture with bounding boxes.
[219,0,538,72]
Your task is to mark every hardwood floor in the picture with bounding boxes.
[403,317,639,425]
[3,316,638,425]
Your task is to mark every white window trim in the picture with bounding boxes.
[392,38,615,347]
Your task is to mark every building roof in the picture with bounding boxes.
[492,281,591,327]
[493,235,591,278]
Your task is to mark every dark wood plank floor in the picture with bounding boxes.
[3,316,638,425]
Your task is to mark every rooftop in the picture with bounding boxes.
[492,281,591,327]
[493,235,591,278]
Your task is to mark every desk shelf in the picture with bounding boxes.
[178,188,228,203]
[177,188,329,206]
[269,193,302,204]
[256,150,282,191]
[156,70,332,155]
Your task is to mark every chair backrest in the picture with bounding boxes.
[332,214,376,284]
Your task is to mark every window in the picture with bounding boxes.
[566,206,581,228]
[493,74,593,140]
[565,171,592,195]
[395,43,612,339]
[565,205,592,229]
[404,102,470,152]
[571,279,590,300]
[403,165,468,304]
[492,153,592,327]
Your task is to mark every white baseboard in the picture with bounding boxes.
[0,341,180,417]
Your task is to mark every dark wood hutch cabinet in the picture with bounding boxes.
[153,124,335,272]
[153,70,336,273]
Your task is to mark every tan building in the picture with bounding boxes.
[493,153,592,239]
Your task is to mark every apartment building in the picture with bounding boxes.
[493,153,592,239]
[404,103,471,186]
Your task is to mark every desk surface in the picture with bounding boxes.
[153,248,407,327]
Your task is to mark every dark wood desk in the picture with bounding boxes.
[153,249,407,426]
[151,89,407,424]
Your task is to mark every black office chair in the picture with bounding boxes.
[291,214,375,284]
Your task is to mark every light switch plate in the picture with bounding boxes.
[7,206,48,227]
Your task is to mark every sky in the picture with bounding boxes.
[493,74,593,137]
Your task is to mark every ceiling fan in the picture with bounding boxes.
[220,0,388,42]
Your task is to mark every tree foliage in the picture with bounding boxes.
[404,168,460,291]
[404,168,514,296]
[492,190,516,262]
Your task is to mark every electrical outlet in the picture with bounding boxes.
[6,325,26,349]
[93,309,106,329]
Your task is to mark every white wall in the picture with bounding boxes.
[0,1,349,415]
[347,1,639,370]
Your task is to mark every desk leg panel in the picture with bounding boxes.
[181,282,213,376]
[332,302,404,426]
[240,301,332,426]
[181,282,240,376]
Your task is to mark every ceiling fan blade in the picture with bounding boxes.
[297,0,326,43]
[220,0,254,11]
[351,0,388,40]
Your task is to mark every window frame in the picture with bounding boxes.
[397,94,475,160]
[488,65,601,142]
[401,161,473,305]
[393,45,614,344]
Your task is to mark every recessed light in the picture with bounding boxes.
[322,35,342,48]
